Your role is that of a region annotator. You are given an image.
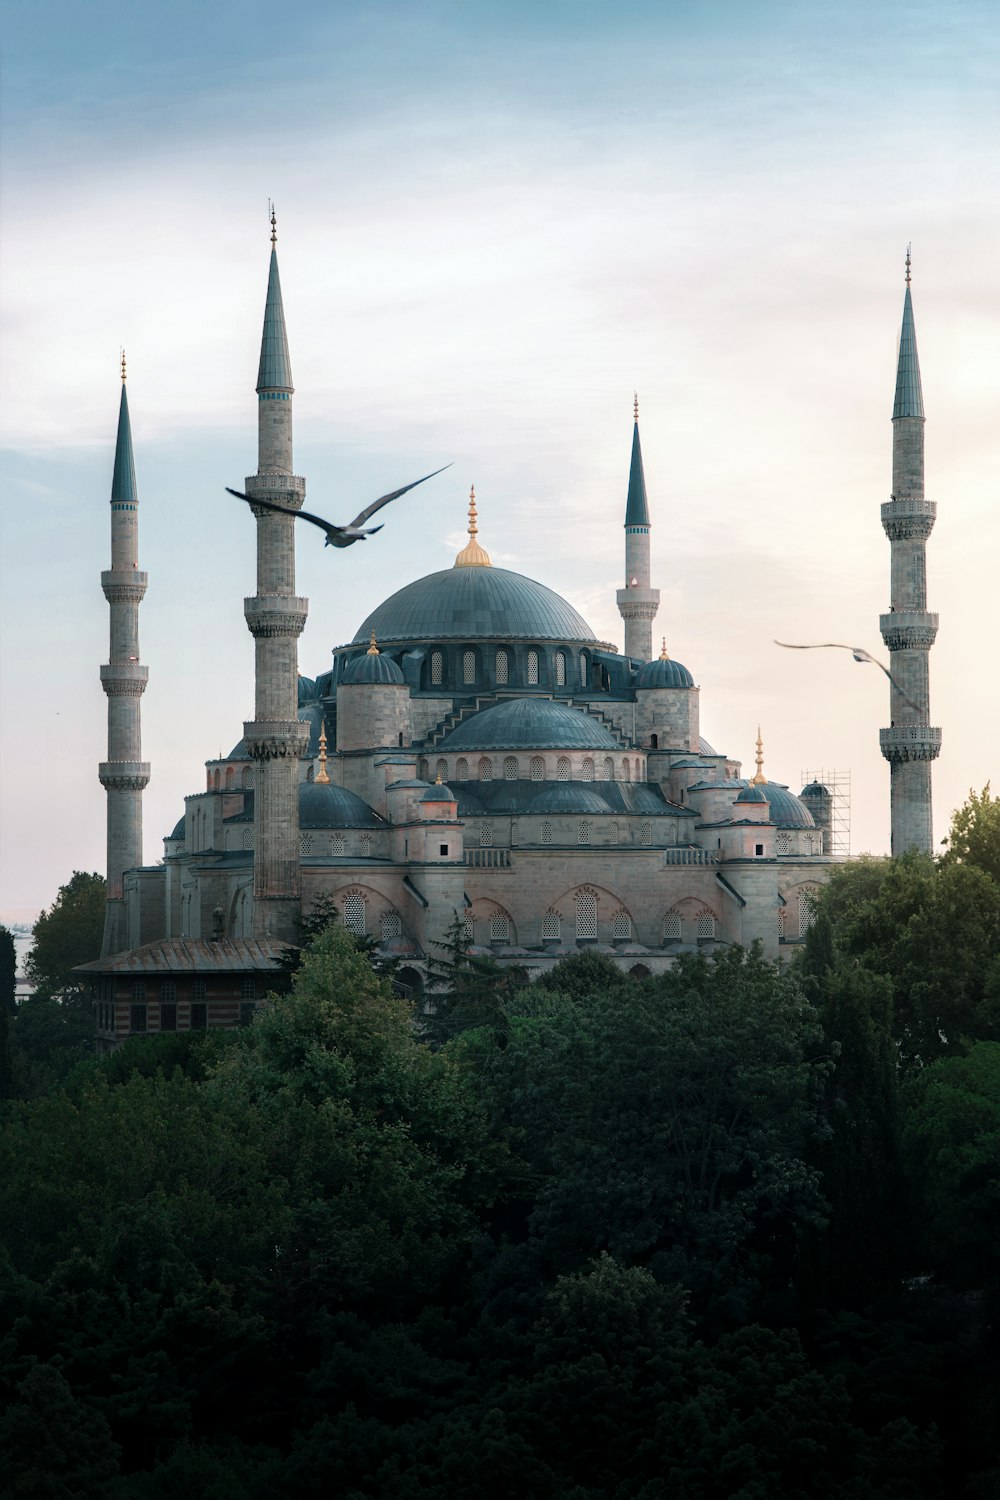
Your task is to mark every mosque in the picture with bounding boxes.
[82,221,937,1046]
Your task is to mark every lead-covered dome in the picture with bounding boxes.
[299,782,385,828]
[342,651,405,685]
[438,698,619,751]
[354,566,596,645]
[754,782,816,829]
[637,656,695,689]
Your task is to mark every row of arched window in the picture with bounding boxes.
[207,765,254,792]
[426,646,599,693]
[420,754,646,783]
[461,892,719,946]
[482,820,653,847]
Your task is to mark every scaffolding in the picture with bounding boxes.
[800,768,851,856]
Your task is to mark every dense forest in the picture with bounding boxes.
[2,789,999,1498]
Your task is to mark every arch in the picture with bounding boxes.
[300,832,313,854]
[462,647,477,686]
[489,910,510,943]
[603,757,615,781]
[796,886,820,935]
[478,756,494,782]
[530,755,545,782]
[575,887,598,939]
[495,647,509,686]
[579,652,589,686]
[555,650,567,686]
[510,820,520,845]
[242,828,253,851]
[541,909,561,941]
[650,733,658,749]
[696,908,716,940]
[776,831,791,854]
[629,963,651,980]
[608,820,619,844]
[333,832,346,855]
[527,648,539,686]
[582,757,594,782]
[396,966,424,1001]
[380,910,402,942]
[456,756,469,781]
[480,821,494,847]
[242,766,254,789]
[418,757,430,780]
[161,979,177,1003]
[623,757,631,781]
[225,766,234,789]
[662,910,682,943]
[611,909,632,940]
[213,769,221,791]
[778,906,787,940]
[578,819,590,845]
[341,888,368,935]
[430,649,444,686]
[641,822,652,847]
[361,833,373,857]
[468,898,516,947]
[556,756,571,782]
[503,755,519,781]
[436,757,448,782]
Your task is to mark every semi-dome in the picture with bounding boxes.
[299,782,385,828]
[353,566,596,645]
[438,698,619,752]
[341,651,405,686]
[636,656,695,689]
[530,785,613,815]
[755,782,815,829]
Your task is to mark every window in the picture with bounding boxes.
[575,888,598,939]
[663,911,682,942]
[193,979,207,1002]
[463,648,476,685]
[778,907,787,940]
[190,1002,207,1030]
[343,890,367,935]
[530,755,545,782]
[611,910,631,940]
[578,820,590,845]
[480,821,494,847]
[333,832,346,855]
[603,757,615,781]
[696,911,716,940]
[431,650,443,685]
[555,652,566,686]
[380,911,402,941]
[623,758,631,781]
[777,832,790,854]
[131,980,146,1003]
[755,843,764,857]
[798,890,816,933]
[580,653,589,686]
[650,733,658,749]
[542,909,561,941]
[641,823,652,847]
[456,757,469,781]
[239,1003,256,1027]
[418,758,430,780]
[161,980,176,1003]
[300,833,312,854]
[496,648,509,686]
[479,757,493,782]
[542,821,552,845]
[130,1004,147,1033]
[361,833,372,857]
[489,911,510,943]
[504,755,518,781]
[582,757,594,782]
[243,829,253,850]
[609,820,619,844]
[510,822,519,846]
[527,649,539,685]
[461,915,473,944]
[557,756,571,782]
[241,978,256,1001]
[439,843,449,856]
[436,758,448,782]
[243,767,254,789]
[160,1004,177,1032]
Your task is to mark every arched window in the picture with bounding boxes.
[306,765,315,783]
[696,910,716,940]
[582,757,594,782]
[555,651,566,686]
[542,909,561,940]
[495,648,509,686]
[418,757,430,780]
[580,653,589,686]
[798,890,816,933]
[225,767,234,789]
[557,756,571,782]
[436,757,448,782]
[300,833,312,854]
[479,756,493,782]
[611,909,631,940]
[242,766,254,789]
[578,820,590,845]
[463,648,476,685]
[456,757,469,781]
[609,820,619,843]
[650,733,658,750]
[777,832,791,854]
[623,758,631,781]
[575,888,598,939]
[333,832,346,855]
[431,650,443,686]
[213,769,221,790]
[641,823,652,847]
[663,911,682,942]
[510,821,520,845]
[530,755,545,782]
[243,829,253,851]
[480,821,494,847]
[380,910,402,942]
[343,890,366,935]
[504,755,518,781]
[541,821,552,845]
[461,914,473,944]
[604,757,615,781]
[778,907,787,940]
[489,911,511,943]
[527,649,539,686]
[361,833,372,857]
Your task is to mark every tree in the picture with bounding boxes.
[0,926,15,1102]
[24,872,106,1002]
[940,784,1000,885]
[423,911,521,1044]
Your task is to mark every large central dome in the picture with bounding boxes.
[353,566,596,646]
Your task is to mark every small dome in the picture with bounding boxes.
[298,782,385,828]
[756,782,816,829]
[736,784,769,804]
[530,785,612,814]
[169,814,186,840]
[636,656,695,689]
[439,698,619,752]
[420,783,455,802]
[342,651,405,686]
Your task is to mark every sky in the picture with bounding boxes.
[1,0,997,924]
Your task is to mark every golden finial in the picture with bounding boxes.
[120,348,127,383]
[367,630,380,656]
[454,483,492,568]
[315,720,330,783]
[633,391,639,423]
[659,638,669,660]
[436,768,443,785]
[905,243,911,286]
[269,200,277,246]
[751,725,767,786]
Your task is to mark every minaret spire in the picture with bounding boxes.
[242,216,310,940]
[99,361,150,956]
[879,250,941,854]
[616,393,659,660]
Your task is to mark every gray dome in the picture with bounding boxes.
[170,814,186,840]
[353,566,596,644]
[342,651,405,686]
[299,782,385,828]
[636,656,695,690]
[756,782,815,829]
[438,698,619,752]
[736,784,769,804]
[531,785,612,814]
[420,782,455,802]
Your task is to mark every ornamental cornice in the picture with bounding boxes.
[243,597,309,638]
[879,612,939,652]
[101,571,148,603]
[243,719,311,760]
[879,726,943,763]
[881,498,936,542]
[99,760,151,790]
[100,661,149,697]
[242,473,306,509]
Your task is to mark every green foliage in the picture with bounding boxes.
[423,911,522,1043]
[940,784,1000,885]
[0,926,16,1017]
[24,871,106,1002]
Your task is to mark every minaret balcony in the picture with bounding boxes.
[100,662,149,696]
[881,498,936,542]
[879,612,939,652]
[101,571,148,603]
[243,720,311,760]
[99,760,151,790]
[243,473,306,506]
[244,597,309,638]
[616,587,660,620]
[879,726,942,764]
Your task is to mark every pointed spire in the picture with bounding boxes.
[893,247,924,420]
[751,726,768,786]
[368,630,380,655]
[315,720,330,783]
[624,396,650,527]
[659,638,669,660]
[454,484,492,567]
[256,208,293,394]
[111,372,138,506]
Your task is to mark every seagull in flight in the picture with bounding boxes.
[774,640,921,715]
[226,465,451,548]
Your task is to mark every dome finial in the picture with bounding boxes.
[634,390,639,423]
[659,637,669,660]
[454,483,492,567]
[905,242,911,286]
[751,725,768,786]
[368,629,380,655]
[120,348,127,384]
[269,199,277,247]
[315,720,331,784]
[435,768,443,785]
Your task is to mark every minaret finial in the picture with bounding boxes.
[368,630,380,656]
[660,637,669,660]
[751,726,767,786]
[454,483,492,567]
[315,720,331,783]
[633,390,639,423]
[905,242,911,285]
[121,348,127,384]
[269,200,277,246]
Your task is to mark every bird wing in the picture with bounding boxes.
[774,641,857,652]
[226,489,344,536]
[348,464,452,528]
[774,641,921,713]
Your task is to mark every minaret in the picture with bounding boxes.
[99,354,150,956]
[242,210,310,940]
[616,394,659,661]
[878,249,941,854]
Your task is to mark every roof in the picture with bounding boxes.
[353,565,596,645]
[624,419,650,527]
[754,782,816,829]
[530,784,615,814]
[637,656,694,690]
[76,938,292,975]
[453,778,683,818]
[111,384,137,505]
[256,248,293,393]
[299,782,385,828]
[438,698,620,752]
[342,651,405,685]
[893,284,924,420]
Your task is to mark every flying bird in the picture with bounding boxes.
[225,465,451,548]
[774,640,921,715]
